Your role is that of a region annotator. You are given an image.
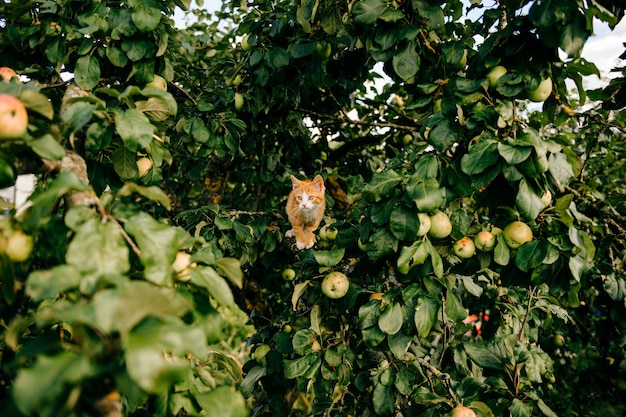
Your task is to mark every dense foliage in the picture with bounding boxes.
[1,0,625,416]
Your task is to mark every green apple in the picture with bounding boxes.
[5,230,34,262]
[282,268,296,281]
[241,34,251,51]
[253,344,271,363]
[428,211,452,239]
[416,213,431,237]
[136,157,153,178]
[234,92,245,110]
[321,271,350,299]
[453,236,476,258]
[474,230,496,252]
[553,334,565,347]
[487,65,507,88]
[502,221,533,249]
[527,77,552,102]
[315,42,332,61]
[0,94,28,140]
[402,133,413,145]
[146,74,167,91]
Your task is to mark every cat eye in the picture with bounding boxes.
[308,196,314,200]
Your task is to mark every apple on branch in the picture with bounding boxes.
[0,94,28,140]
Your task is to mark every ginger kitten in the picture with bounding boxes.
[285,175,326,250]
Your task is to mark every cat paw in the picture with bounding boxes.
[295,240,307,250]
[285,229,294,238]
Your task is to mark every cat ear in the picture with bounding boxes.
[312,175,325,191]
[290,175,301,190]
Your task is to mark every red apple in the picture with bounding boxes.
[0,94,28,140]
[453,236,476,258]
[451,405,477,417]
[0,67,18,82]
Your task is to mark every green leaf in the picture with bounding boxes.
[412,0,444,29]
[392,42,420,81]
[114,108,154,151]
[19,89,54,119]
[372,383,394,416]
[75,55,101,90]
[378,302,404,334]
[215,257,244,289]
[460,275,483,297]
[130,0,162,32]
[265,47,290,69]
[427,118,459,152]
[497,143,532,165]
[406,177,446,212]
[366,228,399,261]
[414,296,439,338]
[106,45,129,67]
[26,265,82,301]
[427,239,444,278]
[27,133,66,160]
[547,152,574,191]
[12,351,94,417]
[461,139,499,175]
[389,204,418,241]
[313,248,346,267]
[289,42,317,58]
[518,343,551,383]
[464,335,516,370]
[445,290,467,322]
[353,0,388,25]
[510,398,533,417]
[292,329,319,355]
[112,145,138,180]
[516,178,546,220]
[192,386,248,417]
[493,234,510,265]
[560,14,590,58]
[67,217,130,281]
[363,170,402,202]
[117,183,172,210]
[123,317,202,393]
[283,354,321,379]
[190,266,236,306]
[124,212,179,285]
[397,241,429,274]
[515,240,549,272]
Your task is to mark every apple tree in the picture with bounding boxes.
[1,0,626,417]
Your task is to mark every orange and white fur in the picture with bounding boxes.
[285,175,326,250]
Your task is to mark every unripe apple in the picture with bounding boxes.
[4,230,34,262]
[402,133,413,145]
[0,94,28,140]
[502,221,533,249]
[321,271,350,299]
[0,67,18,82]
[253,344,271,364]
[453,236,475,258]
[474,230,496,252]
[172,251,192,280]
[234,92,245,110]
[136,157,153,178]
[451,405,477,417]
[527,77,552,102]
[145,74,167,91]
[428,211,452,239]
[241,34,251,51]
[487,65,507,88]
[416,213,431,237]
[553,334,565,347]
[282,268,296,281]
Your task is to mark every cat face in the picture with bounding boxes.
[290,175,325,211]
